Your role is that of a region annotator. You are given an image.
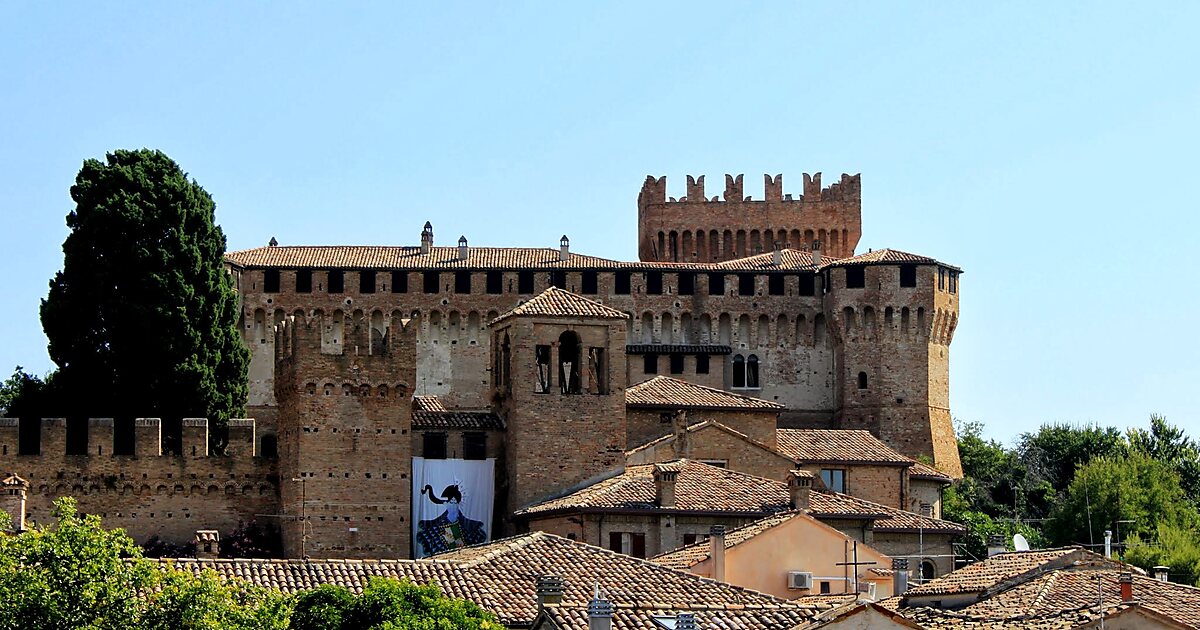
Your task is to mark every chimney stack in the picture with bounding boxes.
[811,240,822,267]
[772,242,782,266]
[1154,566,1170,582]
[1104,530,1112,559]
[675,613,697,630]
[710,524,726,582]
[671,410,690,458]
[986,535,1006,557]
[1119,572,1134,603]
[892,558,909,595]
[587,586,613,630]
[458,235,469,261]
[420,221,434,254]
[1,474,28,532]
[536,575,565,613]
[193,530,220,559]
[654,464,679,508]
[788,470,812,513]
[560,235,571,262]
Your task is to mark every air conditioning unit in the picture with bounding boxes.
[787,571,814,590]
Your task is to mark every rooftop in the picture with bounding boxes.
[626,376,785,411]
[776,429,915,466]
[491,286,628,324]
[651,510,803,570]
[903,547,1100,598]
[411,395,505,431]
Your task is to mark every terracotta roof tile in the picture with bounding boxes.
[626,376,785,411]
[491,287,628,324]
[903,548,1090,598]
[625,420,784,459]
[714,249,821,271]
[822,248,955,269]
[908,461,953,482]
[159,532,818,627]
[412,396,447,412]
[776,429,914,466]
[539,602,829,630]
[225,245,623,270]
[625,344,733,355]
[412,410,505,431]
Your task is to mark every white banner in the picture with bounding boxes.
[411,457,495,558]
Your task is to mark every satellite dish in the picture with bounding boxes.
[1013,533,1031,552]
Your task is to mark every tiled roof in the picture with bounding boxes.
[960,569,1200,627]
[626,376,785,411]
[714,249,821,271]
[539,602,832,630]
[908,461,953,482]
[159,532,818,628]
[900,605,1115,629]
[776,429,914,466]
[412,410,505,431]
[625,420,784,459]
[823,248,956,270]
[651,510,800,570]
[491,287,628,324]
[412,396,447,412]
[903,548,1091,598]
[625,344,733,355]
[225,245,622,270]
[515,459,966,535]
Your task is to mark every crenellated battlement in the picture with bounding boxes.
[637,172,863,262]
[0,417,259,460]
[274,309,417,363]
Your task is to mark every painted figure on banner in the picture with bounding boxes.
[415,483,487,556]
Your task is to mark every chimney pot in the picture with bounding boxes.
[675,612,697,630]
[788,470,812,513]
[420,222,434,254]
[536,575,565,611]
[654,465,679,508]
[1119,572,1134,603]
[710,524,726,582]
[587,586,614,630]
[458,235,469,261]
[892,558,909,595]
[811,240,822,267]
[772,243,782,266]
[1153,566,1170,582]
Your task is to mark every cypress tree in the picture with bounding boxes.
[39,149,249,426]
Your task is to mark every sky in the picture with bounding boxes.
[1,3,1197,445]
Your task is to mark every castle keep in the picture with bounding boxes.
[0,172,962,563]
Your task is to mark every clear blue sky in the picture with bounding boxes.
[2,3,1197,444]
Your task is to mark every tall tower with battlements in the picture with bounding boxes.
[637,173,862,263]
[275,310,417,558]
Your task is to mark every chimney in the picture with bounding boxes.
[892,558,909,595]
[811,240,822,267]
[1119,572,1134,603]
[1104,529,1112,559]
[536,575,565,613]
[710,524,726,582]
[772,242,782,266]
[654,464,678,508]
[1,474,28,532]
[671,410,689,458]
[1154,566,1170,582]
[420,221,434,254]
[458,235,469,261]
[268,236,278,247]
[986,535,1006,557]
[675,613,697,630]
[587,586,613,630]
[560,235,570,261]
[788,470,812,513]
[193,530,220,559]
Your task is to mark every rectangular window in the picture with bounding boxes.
[846,267,865,289]
[938,267,946,291]
[550,270,566,289]
[581,270,598,294]
[669,354,684,374]
[768,274,784,295]
[949,271,958,294]
[683,533,701,546]
[630,533,646,559]
[263,269,280,293]
[708,273,725,295]
[678,272,695,295]
[423,432,448,459]
[518,271,535,294]
[587,347,608,394]
[900,264,917,288]
[327,270,344,293]
[820,581,831,595]
[615,271,631,295]
[455,271,471,294]
[646,271,663,295]
[424,271,440,294]
[608,531,622,553]
[295,269,313,293]
[486,271,503,294]
[643,354,658,374]
[798,274,815,296]
[738,273,755,296]
[535,345,551,393]
[463,432,487,460]
[359,270,376,294]
[696,354,710,374]
[820,469,846,493]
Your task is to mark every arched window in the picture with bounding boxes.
[732,355,746,388]
[857,371,868,390]
[558,331,582,395]
[746,354,760,388]
[921,560,936,582]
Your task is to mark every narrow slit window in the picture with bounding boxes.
[535,345,552,393]
[558,331,582,394]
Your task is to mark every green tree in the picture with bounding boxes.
[39,149,248,424]
[143,568,291,630]
[0,366,49,417]
[1128,415,1200,503]
[1047,452,1199,548]
[290,584,354,630]
[0,497,157,629]
[343,578,502,630]
[1017,422,1126,491]
[1124,522,1200,586]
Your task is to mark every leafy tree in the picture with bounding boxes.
[1125,522,1200,586]
[343,578,502,630]
[1017,422,1126,491]
[1046,452,1199,548]
[143,568,290,630]
[1128,414,1200,503]
[39,149,248,424]
[0,497,157,629]
[0,366,49,417]
[290,584,355,630]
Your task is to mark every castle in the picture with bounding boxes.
[0,172,962,563]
